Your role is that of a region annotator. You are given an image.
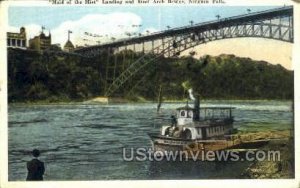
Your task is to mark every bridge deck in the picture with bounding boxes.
[75,6,293,53]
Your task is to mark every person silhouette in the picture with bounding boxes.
[26,149,45,181]
[171,115,177,127]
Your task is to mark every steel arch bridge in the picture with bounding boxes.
[74,6,293,96]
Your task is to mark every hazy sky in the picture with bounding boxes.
[8,5,292,69]
[9,6,275,29]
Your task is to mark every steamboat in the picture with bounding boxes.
[148,96,239,153]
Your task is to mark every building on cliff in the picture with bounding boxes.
[63,30,75,52]
[7,27,27,49]
[29,27,51,53]
[63,40,75,52]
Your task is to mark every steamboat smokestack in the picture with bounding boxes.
[193,94,200,121]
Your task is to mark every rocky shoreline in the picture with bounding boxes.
[240,131,294,178]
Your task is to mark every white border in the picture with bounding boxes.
[0,0,299,188]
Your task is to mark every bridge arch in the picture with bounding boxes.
[154,21,293,59]
[73,7,293,96]
[104,21,293,96]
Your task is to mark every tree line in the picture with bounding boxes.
[8,48,293,103]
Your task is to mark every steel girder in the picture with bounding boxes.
[104,15,293,96]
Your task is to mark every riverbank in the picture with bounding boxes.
[8,97,293,106]
[240,130,294,178]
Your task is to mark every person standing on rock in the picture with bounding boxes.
[26,149,45,181]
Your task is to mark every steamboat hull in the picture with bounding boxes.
[148,133,237,153]
[148,134,194,152]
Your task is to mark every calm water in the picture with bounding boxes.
[8,100,293,181]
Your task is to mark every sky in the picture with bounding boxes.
[8,5,292,69]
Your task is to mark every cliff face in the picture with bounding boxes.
[8,48,294,103]
[8,48,103,103]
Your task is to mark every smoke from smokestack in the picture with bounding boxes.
[188,89,195,101]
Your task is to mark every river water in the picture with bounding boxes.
[8,100,293,181]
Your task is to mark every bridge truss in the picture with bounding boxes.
[74,6,293,96]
